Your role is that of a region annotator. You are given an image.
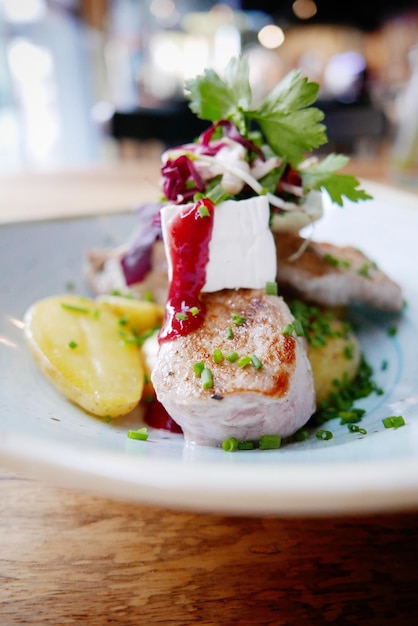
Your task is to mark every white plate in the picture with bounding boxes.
[1,184,418,517]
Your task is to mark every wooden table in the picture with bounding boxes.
[1,154,418,625]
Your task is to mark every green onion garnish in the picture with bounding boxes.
[358,261,377,278]
[226,327,234,339]
[250,354,262,369]
[68,340,78,349]
[316,429,333,440]
[193,361,205,376]
[198,204,210,218]
[265,281,278,295]
[226,351,239,362]
[292,428,309,442]
[231,312,246,326]
[222,437,238,452]
[382,415,405,429]
[343,344,355,359]
[175,312,188,321]
[142,290,154,302]
[61,302,90,314]
[189,306,200,316]
[201,367,214,389]
[259,434,281,450]
[238,440,255,450]
[213,349,224,363]
[323,253,351,269]
[127,427,149,441]
[292,319,304,337]
[237,355,252,368]
[348,424,367,434]
[339,409,366,424]
[282,322,294,336]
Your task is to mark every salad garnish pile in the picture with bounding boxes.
[120,56,371,289]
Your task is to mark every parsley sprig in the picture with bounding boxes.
[185,56,371,206]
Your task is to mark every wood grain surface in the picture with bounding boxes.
[1,472,418,625]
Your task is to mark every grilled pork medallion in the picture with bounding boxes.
[151,289,315,446]
[276,232,404,312]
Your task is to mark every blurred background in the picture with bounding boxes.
[0,0,417,175]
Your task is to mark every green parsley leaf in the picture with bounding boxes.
[185,56,371,206]
[300,153,373,206]
[253,70,327,163]
[186,57,251,134]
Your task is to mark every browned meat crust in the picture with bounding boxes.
[151,289,315,446]
[276,232,403,312]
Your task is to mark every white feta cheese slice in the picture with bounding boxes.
[160,195,277,292]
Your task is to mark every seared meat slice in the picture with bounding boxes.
[83,240,168,306]
[276,232,403,312]
[151,289,315,446]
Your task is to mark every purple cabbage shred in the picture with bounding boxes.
[120,202,163,286]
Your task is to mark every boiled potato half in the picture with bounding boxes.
[96,294,164,335]
[307,320,361,406]
[24,294,146,418]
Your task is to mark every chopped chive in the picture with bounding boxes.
[189,306,200,316]
[175,312,188,321]
[144,373,150,384]
[237,355,252,368]
[382,415,405,429]
[193,361,205,376]
[265,281,278,295]
[144,394,154,404]
[118,316,129,326]
[142,290,154,302]
[282,322,294,336]
[127,427,149,441]
[226,327,234,340]
[119,327,156,348]
[68,340,78,349]
[323,253,351,269]
[201,367,214,389]
[387,326,397,337]
[316,429,333,440]
[381,359,388,371]
[222,437,238,452]
[292,319,304,337]
[348,424,367,434]
[250,354,263,369]
[198,204,210,217]
[339,409,366,424]
[358,261,377,278]
[61,302,90,314]
[213,349,224,363]
[343,344,355,360]
[231,311,246,326]
[292,428,309,442]
[238,440,255,450]
[259,434,281,450]
[226,351,239,362]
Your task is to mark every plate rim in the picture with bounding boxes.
[1,180,418,516]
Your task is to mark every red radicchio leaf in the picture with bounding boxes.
[161,154,204,202]
[200,120,265,161]
[120,202,163,286]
